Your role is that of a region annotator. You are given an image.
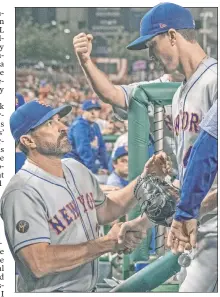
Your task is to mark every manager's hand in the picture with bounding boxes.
[141,152,173,179]
[117,215,151,253]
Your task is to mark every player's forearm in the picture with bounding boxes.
[98,178,138,224]
[19,236,116,278]
[80,59,126,108]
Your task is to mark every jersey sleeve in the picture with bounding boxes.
[200,100,217,139]
[1,189,51,253]
[112,75,170,120]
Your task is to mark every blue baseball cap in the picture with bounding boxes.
[10,100,72,143]
[113,146,128,161]
[40,80,48,87]
[82,99,101,111]
[15,93,25,110]
[127,2,195,50]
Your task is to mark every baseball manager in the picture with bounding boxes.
[0,100,171,292]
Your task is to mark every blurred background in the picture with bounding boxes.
[15,6,218,167]
[16,7,217,125]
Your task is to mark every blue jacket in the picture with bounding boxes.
[174,130,217,221]
[65,116,108,173]
[107,171,129,188]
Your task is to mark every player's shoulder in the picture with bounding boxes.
[3,169,35,193]
[203,56,217,69]
[200,57,217,83]
[0,171,35,210]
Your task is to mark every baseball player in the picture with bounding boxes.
[125,3,218,292]
[73,40,179,176]
[73,3,217,292]
[167,100,217,288]
[0,100,171,292]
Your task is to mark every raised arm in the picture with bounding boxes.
[73,33,126,108]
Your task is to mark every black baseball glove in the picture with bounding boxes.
[134,175,179,227]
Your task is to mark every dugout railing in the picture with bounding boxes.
[112,82,181,291]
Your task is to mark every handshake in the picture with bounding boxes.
[105,216,150,254]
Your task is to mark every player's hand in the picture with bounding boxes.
[167,219,197,254]
[117,215,150,252]
[73,33,93,65]
[141,152,172,178]
[106,222,125,252]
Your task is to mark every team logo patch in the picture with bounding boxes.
[16,220,29,233]
[159,23,167,28]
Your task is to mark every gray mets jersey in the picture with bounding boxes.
[0,158,106,292]
[112,74,178,175]
[172,57,217,184]
[173,57,217,293]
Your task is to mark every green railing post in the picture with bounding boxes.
[125,83,180,283]
[111,252,180,292]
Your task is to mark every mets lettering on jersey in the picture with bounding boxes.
[48,192,95,235]
[174,111,200,135]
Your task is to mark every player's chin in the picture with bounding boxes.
[164,63,178,74]
[60,143,72,154]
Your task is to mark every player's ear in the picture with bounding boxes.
[20,134,37,150]
[167,29,177,46]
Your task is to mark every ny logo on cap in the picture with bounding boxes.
[159,23,167,28]
[91,99,97,104]
[16,97,19,106]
